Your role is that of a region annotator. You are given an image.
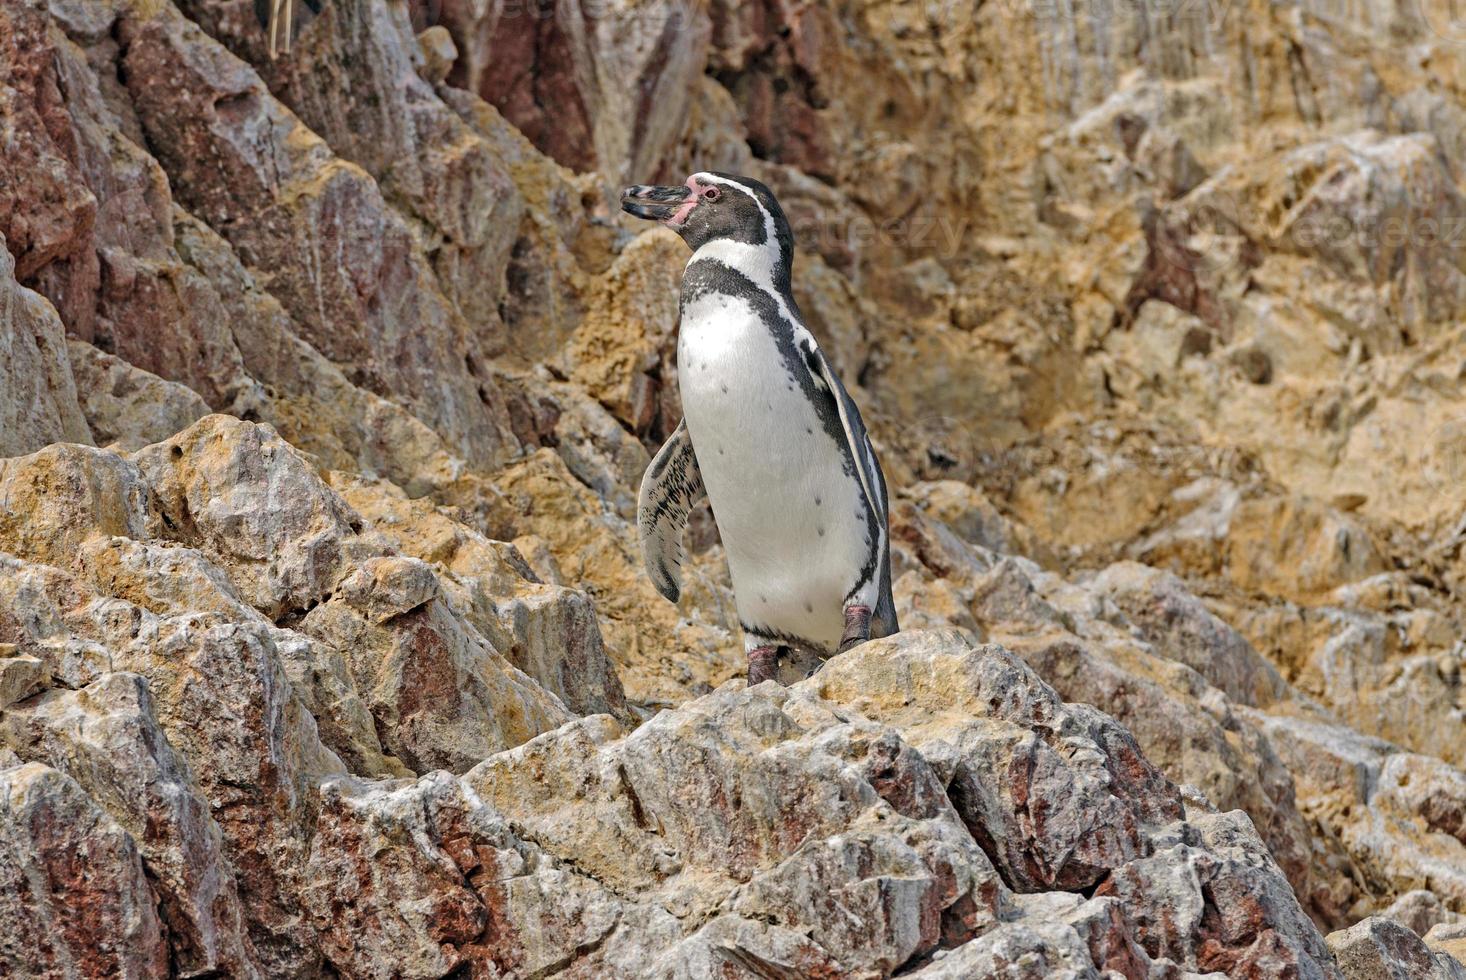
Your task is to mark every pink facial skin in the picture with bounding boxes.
[664,176,702,227]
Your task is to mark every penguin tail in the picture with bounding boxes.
[870,543,899,638]
[871,587,899,639]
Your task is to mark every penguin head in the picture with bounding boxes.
[621,172,793,256]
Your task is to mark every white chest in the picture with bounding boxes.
[677,289,871,649]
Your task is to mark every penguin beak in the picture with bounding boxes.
[621,182,699,226]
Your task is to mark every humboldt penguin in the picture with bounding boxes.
[623,172,898,684]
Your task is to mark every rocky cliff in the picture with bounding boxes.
[1,0,1464,976]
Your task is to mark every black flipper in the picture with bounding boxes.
[805,347,898,635]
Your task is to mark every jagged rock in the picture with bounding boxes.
[4,0,1466,974]
[1090,561,1289,707]
[0,2,260,411]
[439,0,712,181]
[112,618,346,974]
[0,762,169,978]
[300,554,573,773]
[0,655,48,709]
[0,474,401,778]
[1224,496,1387,602]
[806,632,1181,893]
[332,473,628,719]
[0,546,348,973]
[1260,604,1465,766]
[99,629,1336,976]
[1328,916,1466,980]
[561,228,684,436]
[1,673,256,977]
[66,338,211,450]
[415,26,457,85]
[904,480,1036,558]
[887,510,1339,923]
[0,555,114,689]
[177,0,524,347]
[132,414,362,621]
[0,234,91,457]
[1097,809,1341,977]
[0,442,155,571]
[492,448,739,708]
[2,0,484,494]
[167,209,468,495]
[907,889,1220,979]
[459,681,1001,932]
[652,75,755,187]
[1428,923,1466,969]
[461,675,1010,973]
[3,414,586,779]
[118,0,519,467]
[1380,891,1466,938]
[543,378,654,520]
[1244,711,1466,912]
[436,86,602,363]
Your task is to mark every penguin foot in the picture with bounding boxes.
[747,645,780,686]
[837,605,872,654]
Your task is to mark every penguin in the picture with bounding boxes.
[622,172,898,684]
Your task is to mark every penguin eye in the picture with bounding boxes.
[702,186,722,202]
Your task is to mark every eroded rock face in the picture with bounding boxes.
[2,0,1465,976]
[1329,916,1466,980]
[1,673,254,977]
[807,635,1182,894]
[66,338,212,451]
[0,763,169,979]
[1,628,1328,976]
[0,236,92,457]
[438,0,711,182]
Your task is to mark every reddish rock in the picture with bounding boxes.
[1097,810,1341,978]
[0,1,258,409]
[709,0,838,181]
[808,633,1184,893]
[118,1,519,466]
[1,673,256,977]
[0,4,98,283]
[438,0,710,181]
[0,763,169,979]
[176,0,524,349]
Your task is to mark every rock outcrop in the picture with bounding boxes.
[1,0,1463,976]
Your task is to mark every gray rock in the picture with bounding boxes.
[1328,916,1466,980]
[0,762,168,978]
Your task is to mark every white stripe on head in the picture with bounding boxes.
[694,172,781,262]
[687,172,815,348]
